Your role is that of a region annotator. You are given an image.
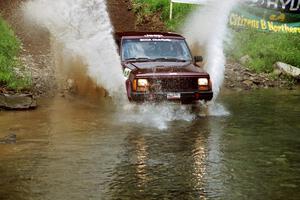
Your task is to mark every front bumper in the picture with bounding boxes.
[129,91,213,103]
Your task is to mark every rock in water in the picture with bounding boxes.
[0,133,16,144]
[275,62,300,79]
[0,93,37,110]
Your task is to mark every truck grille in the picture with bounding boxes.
[149,78,198,92]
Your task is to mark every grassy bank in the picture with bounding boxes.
[131,0,299,73]
[0,16,31,92]
[227,29,300,73]
[132,0,195,31]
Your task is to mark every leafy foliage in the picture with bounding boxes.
[0,16,31,91]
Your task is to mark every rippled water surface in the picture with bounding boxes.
[0,89,299,200]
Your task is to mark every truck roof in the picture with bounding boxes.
[114,32,184,46]
[115,32,184,38]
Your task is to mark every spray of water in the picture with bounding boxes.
[182,0,239,99]
[21,0,233,130]
[119,103,197,130]
[22,0,125,98]
[180,0,239,117]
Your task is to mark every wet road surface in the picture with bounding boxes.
[0,89,299,200]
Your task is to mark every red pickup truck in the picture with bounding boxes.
[115,32,213,104]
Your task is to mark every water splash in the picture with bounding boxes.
[21,0,232,129]
[22,0,125,98]
[119,102,197,130]
[118,101,230,130]
[182,0,239,99]
[208,103,230,117]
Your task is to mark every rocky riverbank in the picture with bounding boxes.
[224,62,298,91]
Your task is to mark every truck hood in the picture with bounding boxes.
[122,61,208,76]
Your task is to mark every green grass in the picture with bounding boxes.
[227,29,300,72]
[0,16,31,91]
[132,0,196,31]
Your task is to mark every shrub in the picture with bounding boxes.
[0,16,31,91]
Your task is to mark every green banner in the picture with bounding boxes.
[230,1,300,33]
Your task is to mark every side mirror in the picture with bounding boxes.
[194,56,203,63]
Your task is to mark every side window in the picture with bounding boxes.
[179,42,192,60]
[122,40,129,59]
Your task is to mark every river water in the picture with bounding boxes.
[0,89,299,200]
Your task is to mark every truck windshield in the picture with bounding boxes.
[122,38,192,61]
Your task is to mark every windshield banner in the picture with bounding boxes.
[171,0,207,4]
[230,0,300,33]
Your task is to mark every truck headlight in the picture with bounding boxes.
[198,78,208,86]
[132,79,149,92]
[137,79,149,87]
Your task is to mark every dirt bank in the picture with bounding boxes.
[107,0,166,32]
